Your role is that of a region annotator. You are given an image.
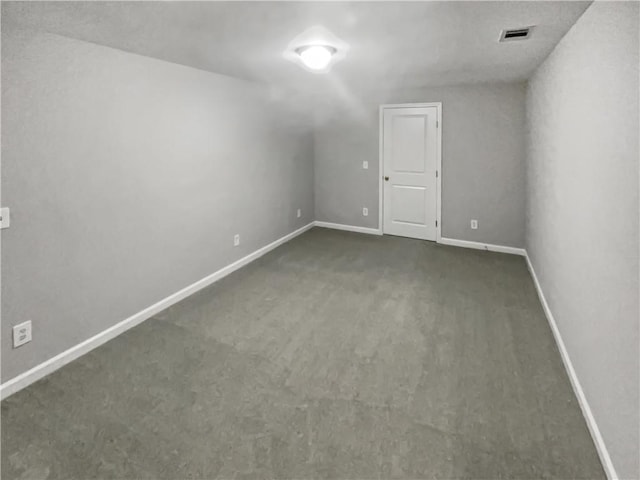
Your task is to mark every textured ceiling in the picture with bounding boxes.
[3,1,591,96]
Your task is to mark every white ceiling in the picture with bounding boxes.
[3,1,591,96]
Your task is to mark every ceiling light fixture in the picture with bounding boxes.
[296,45,337,71]
[283,25,348,74]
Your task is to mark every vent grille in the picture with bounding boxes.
[499,26,534,42]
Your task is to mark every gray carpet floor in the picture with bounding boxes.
[1,227,604,479]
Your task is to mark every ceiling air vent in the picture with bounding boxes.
[499,26,534,42]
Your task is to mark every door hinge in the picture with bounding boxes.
[436,170,438,178]
[436,220,438,227]
[436,120,439,128]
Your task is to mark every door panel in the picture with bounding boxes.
[390,185,426,225]
[382,106,438,241]
[391,116,426,173]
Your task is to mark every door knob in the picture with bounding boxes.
[384,176,389,181]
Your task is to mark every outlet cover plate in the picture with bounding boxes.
[0,207,10,229]
[13,320,32,348]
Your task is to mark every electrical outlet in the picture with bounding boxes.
[297,209,301,218]
[13,320,32,348]
[471,219,478,230]
[363,207,369,217]
[234,234,240,246]
[363,161,369,170]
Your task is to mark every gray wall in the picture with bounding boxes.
[1,27,314,382]
[526,2,639,478]
[314,83,527,247]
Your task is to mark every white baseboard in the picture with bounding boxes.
[0,222,315,400]
[314,221,382,236]
[439,237,526,256]
[525,253,618,480]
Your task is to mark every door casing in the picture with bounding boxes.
[378,102,442,242]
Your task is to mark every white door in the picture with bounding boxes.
[382,105,439,240]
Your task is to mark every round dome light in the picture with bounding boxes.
[296,45,336,71]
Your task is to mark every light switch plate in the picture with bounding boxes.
[363,161,369,170]
[0,207,10,229]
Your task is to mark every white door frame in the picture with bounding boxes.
[378,102,442,242]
